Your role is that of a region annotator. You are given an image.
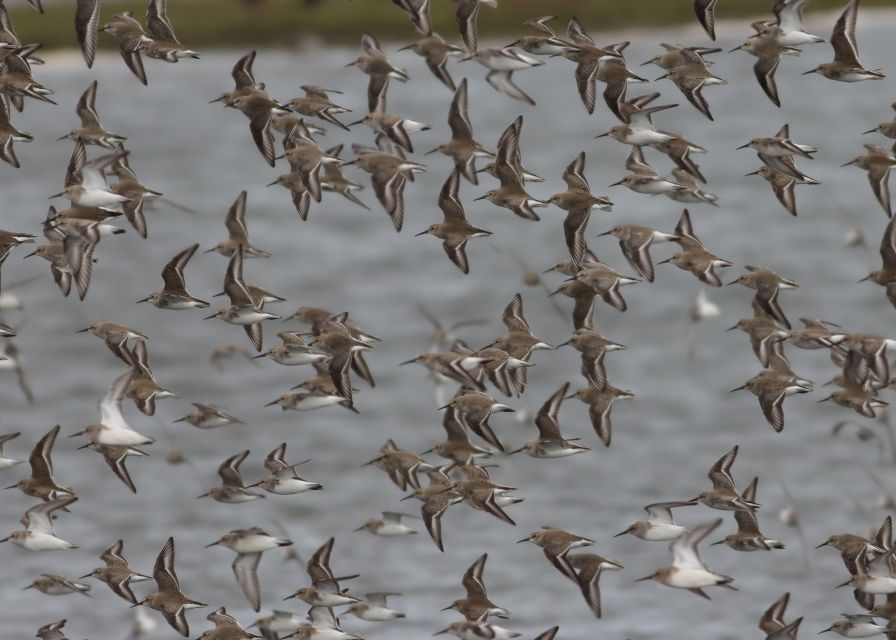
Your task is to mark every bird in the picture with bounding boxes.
[198,450,265,503]
[205,528,293,611]
[615,501,698,541]
[135,537,207,637]
[691,445,759,512]
[510,382,589,458]
[1,496,79,551]
[80,540,152,604]
[803,0,884,82]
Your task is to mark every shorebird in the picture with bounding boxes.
[641,43,720,70]
[568,384,634,446]
[819,615,895,638]
[599,223,678,283]
[174,403,243,429]
[859,215,896,307]
[51,140,130,208]
[657,57,727,121]
[24,574,91,597]
[728,265,799,328]
[738,124,817,181]
[7,425,74,501]
[548,151,612,266]
[71,368,155,447]
[416,168,491,274]
[557,330,626,390]
[596,101,676,147]
[0,431,23,469]
[1,496,78,551]
[343,144,426,231]
[138,244,209,309]
[198,450,265,503]
[616,501,697,541]
[803,0,884,82]
[206,528,292,611]
[842,144,895,218]
[730,33,799,107]
[399,32,463,90]
[567,552,624,618]
[285,85,351,131]
[249,442,321,494]
[425,79,493,183]
[0,97,33,167]
[435,621,519,640]
[691,446,759,512]
[210,50,264,106]
[758,592,803,640]
[636,519,735,598]
[610,146,686,196]
[755,0,825,46]
[865,102,896,140]
[100,12,152,84]
[476,116,546,221]
[59,81,125,148]
[284,537,359,608]
[141,0,199,62]
[345,32,409,113]
[354,511,419,536]
[135,537,207,637]
[518,527,595,582]
[510,382,589,458]
[77,442,147,493]
[349,91,430,155]
[693,0,721,39]
[711,478,785,551]
[80,540,151,603]
[346,593,405,621]
[442,553,510,620]
[440,389,514,452]
[77,320,146,364]
[455,0,497,52]
[462,47,542,105]
[728,316,789,368]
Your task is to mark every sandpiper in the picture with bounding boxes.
[711,478,784,551]
[548,151,612,267]
[7,424,74,501]
[78,442,148,494]
[519,527,595,582]
[693,0,721,39]
[747,164,807,217]
[416,168,491,274]
[728,316,789,368]
[399,32,463,91]
[759,592,803,640]
[859,215,896,306]
[665,168,718,205]
[616,501,697,541]
[252,611,304,640]
[35,620,70,640]
[425,79,494,184]
[210,50,264,106]
[596,101,676,147]
[174,403,243,429]
[729,265,799,328]
[819,614,894,637]
[738,124,817,181]
[342,145,426,232]
[71,368,155,446]
[346,33,409,113]
[574,259,641,312]
[249,442,321,494]
[557,330,626,390]
[59,81,125,148]
[657,60,727,121]
[442,553,510,620]
[865,102,896,140]
[77,320,146,365]
[100,13,152,84]
[23,574,91,596]
[641,44,720,70]
[730,33,799,107]
[138,243,209,309]
[476,116,546,220]
[568,552,624,618]
[462,47,542,105]
[509,16,577,57]
[0,431,22,469]
[198,450,265,503]
[510,382,589,458]
[755,0,825,46]
[842,144,895,218]
[285,537,359,608]
[135,537,207,637]
[636,518,735,598]
[355,511,419,536]
[599,223,677,283]
[455,0,498,52]
[0,97,33,167]
[440,389,514,452]
[285,85,351,131]
[347,592,405,621]
[206,527,292,611]
[51,140,130,208]
[691,446,758,511]
[803,0,884,82]
[1,496,78,551]
[435,622,519,640]
[569,384,634,446]
[141,0,199,62]
[610,146,686,196]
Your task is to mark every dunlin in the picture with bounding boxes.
[174,402,243,429]
[7,424,74,501]
[71,368,155,446]
[451,464,522,524]
[355,511,419,536]
[860,215,896,307]
[759,592,802,640]
[206,527,292,611]
[756,0,825,46]
[455,0,498,52]
[596,101,676,147]
[285,85,351,131]
[729,264,799,328]
[320,144,368,209]
[442,553,510,620]
[342,144,426,231]
[425,79,493,184]
[557,330,626,390]
[615,501,697,541]
[574,259,641,312]
[135,537,207,637]
[0,49,55,106]
[819,614,894,638]
[138,243,209,309]
[122,341,177,416]
[691,446,759,511]
[548,151,612,266]
[842,144,895,218]
[803,0,884,82]
[35,619,69,640]
[728,316,789,368]
[476,116,546,220]
[198,450,265,503]
[77,442,148,493]
[462,47,542,105]
[77,320,146,364]
[636,518,735,598]
[561,19,634,117]
[657,59,727,121]
[738,123,817,181]
[568,552,624,618]
[693,0,721,39]
[509,16,577,57]
[347,592,405,621]
[440,389,514,452]
[0,431,23,469]
[746,164,808,217]
[865,102,896,140]
[210,50,263,106]
[610,146,686,196]
[249,442,321,494]
[0,97,33,167]
[568,384,634,447]
[518,527,595,582]
[59,80,125,148]
[416,168,491,274]
[599,223,677,283]
[435,621,519,640]
[730,33,799,107]
[510,382,589,458]
[346,33,409,113]
[100,12,151,84]
[252,610,304,640]
[1,496,78,551]
[711,478,784,551]
[51,140,130,208]
[547,279,597,331]
[142,0,199,62]
[285,538,359,608]
[732,361,813,432]
[393,0,431,36]
[23,574,90,596]
[401,31,463,92]
[641,44,719,71]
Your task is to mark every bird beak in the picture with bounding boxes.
[835,580,850,589]
[542,266,556,274]
[346,120,364,127]
[203,313,217,320]
[639,60,652,66]
[437,404,450,411]
[597,230,612,236]
[136,296,151,303]
[710,540,725,546]
[745,170,760,176]
[265,400,280,407]
[508,447,524,455]
[21,585,32,590]
[424,147,440,156]
[3,485,16,490]
[801,69,817,75]
[863,128,877,135]
[439,605,454,612]
[613,530,628,537]
[473,195,488,201]
[725,324,738,331]
[352,526,365,532]
[419,448,434,455]
[68,431,84,438]
[78,573,92,579]
[634,575,653,582]
[858,275,872,283]
[819,627,833,634]
[399,494,414,501]
[594,132,610,139]
[204,541,220,548]
[608,180,624,187]
[344,61,356,68]
[817,396,832,403]
[339,160,356,167]
[815,541,828,548]
[48,192,64,199]
[841,160,855,167]
[729,385,746,392]
[266,179,279,187]
[735,144,750,150]
[196,492,209,498]
[728,45,743,53]
[434,630,450,636]
[76,328,90,333]
[23,250,38,258]
[283,594,296,601]
[414,230,429,236]
[656,257,672,265]
[516,537,530,544]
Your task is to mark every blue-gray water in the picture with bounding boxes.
[2,10,896,639]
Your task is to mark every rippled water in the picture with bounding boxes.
[3,10,896,639]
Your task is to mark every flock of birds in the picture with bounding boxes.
[2,0,896,638]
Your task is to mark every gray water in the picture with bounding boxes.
[3,10,896,639]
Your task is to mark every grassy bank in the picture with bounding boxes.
[7,0,894,51]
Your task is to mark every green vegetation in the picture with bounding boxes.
[7,0,894,51]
